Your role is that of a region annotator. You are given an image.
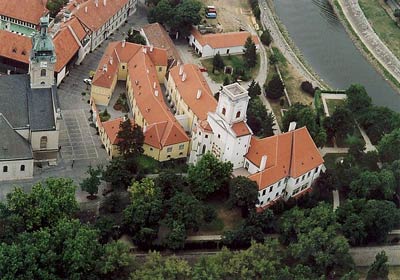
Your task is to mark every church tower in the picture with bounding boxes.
[29,17,56,89]
[216,83,250,125]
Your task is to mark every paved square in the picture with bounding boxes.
[60,109,100,161]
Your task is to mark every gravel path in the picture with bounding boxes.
[337,0,400,84]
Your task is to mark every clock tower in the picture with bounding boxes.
[29,16,56,89]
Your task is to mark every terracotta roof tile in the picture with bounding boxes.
[232,121,252,137]
[191,28,260,49]
[53,27,80,72]
[246,127,324,190]
[169,64,217,121]
[0,0,48,25]
[0,31,31,64]
[102,117,134,144]
[141,23,182,65]
[74,0,129,31]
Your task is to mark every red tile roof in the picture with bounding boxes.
[53,27,80,72]
[246,127,324,190]
[141,23,182,64]
[232,121,252,137]
[191,28,260,49]
[74,0,129,32]
[0,31,31,64]
[169,64,217,121]
[102,117,134,144]
[0,0,48,25]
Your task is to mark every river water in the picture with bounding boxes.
[273,0,400,111]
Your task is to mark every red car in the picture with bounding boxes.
[199,67,207,72]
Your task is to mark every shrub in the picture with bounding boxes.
[265,75,284,99]
[260,30,272,46]
[300,81,315,95]
[203,205,217,223]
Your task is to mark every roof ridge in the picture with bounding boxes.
[288,130,295,178]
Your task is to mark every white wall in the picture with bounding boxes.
[31,130,59,152]
[0,159,34,181]
[257,178,286,207]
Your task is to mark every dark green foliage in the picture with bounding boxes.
[212,53,225,72]
[329,106,355,139]
[247,80,262,98]
[345,84,372,114]
[260,30,272,46]
[349,170,396,200]
[223,76,231,86]
[126,32,146,45]
[346,135,365,161]
[165,192,203,231]
[102,157,136,190]
[300,81,315,95]
[47,0,68,17]
[202,205,217,223]
[243,37,257,68]
[265,74,284,99]
[165,221,187,250]
[155,170,186,201]
[123,178,163,248]
[100,191,128,214]
[367,251,389,280]
[188,152,233,200]
[228,176,259,217]
[116,119,144,159]
[378,128,400,163]
[80,165,102,197]
[336,199,400,245]
[247,97,275,137]
[394,8,400,18]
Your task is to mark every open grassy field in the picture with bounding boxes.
[358,0,400,60]
[326,98,345,116]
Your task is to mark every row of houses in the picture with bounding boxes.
[0,0,137,84]
[90,33,324,210]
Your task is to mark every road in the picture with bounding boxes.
[337,0,400,84]
[258,0,324,89]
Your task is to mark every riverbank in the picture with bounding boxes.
[261,0,330,90]
[330,0,400,94]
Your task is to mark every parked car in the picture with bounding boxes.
[83,78,92,85]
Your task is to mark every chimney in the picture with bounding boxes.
[150,45,154,52]
[260,155,267,171]
[135,80,139,85]
[146,68,149,74]
[288,122,297,132]
[196,89,202,99]
[153,81,156,89]
[154,90,159,97]
[179,65,184,76]
[102,64,107,72]
[85,6,88,13]
[181,72,187,82]
[122,40,126,48]
[142,47,147,54]
[95,0,98,7]
[103,0,106,6]
[109,57,113,65]
[143,125,147,133]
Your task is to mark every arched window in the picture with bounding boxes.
[40,69,46,77]
[201,145,206,155]
[40,136,48,149]
[222,107,226,116]
[236,111,241,118]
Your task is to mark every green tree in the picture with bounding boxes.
[165,221,186,250]
[247,97,275,137]
[282,103,319,136]
[117,118,144,159]
[46,0,68,17]
[166,0,203,36]
[394,8,400,19]
[345,84,372,115]
[349,170,396,200]
[165,192,203,231]
[378,128,400,163]
[330,105,355,139]
[346,135,365,161]
[4,178,78,231]
[131,252,192,279]
[228,176,259,217]
[212,52,225,72]
[188,152,233,200]
[265,74,284,99]
[367,251,389,280]
[80,165,102,198]
[155,170,186,200]
[102,157,136,190]
[243,36,257,68]
[147,0,173,24]
[126,31,146,45]
[123,178,163,247]
[247,80,262,98]
[260,29,272,46]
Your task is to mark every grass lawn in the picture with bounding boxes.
[323,153,348,169]
[326,99,345,116]
[358,0,400,60]
[196,199,244,235]
[201,54,260,84]
[356,266,400,279]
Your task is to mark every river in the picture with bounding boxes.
[273,0,400,111]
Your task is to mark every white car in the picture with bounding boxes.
[83,78,92,85]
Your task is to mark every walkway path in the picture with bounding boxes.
[350,245,400,266]
[357,124,377,152]
[320,147,349,157]
[258,0,324,89]
[337,0,400,84]
[332,190,340,210]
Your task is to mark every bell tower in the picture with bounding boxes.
[216,83,250,125]
[29,16,56,89]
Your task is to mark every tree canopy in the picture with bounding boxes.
[117,119,144,159]
[243,36,257,68]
